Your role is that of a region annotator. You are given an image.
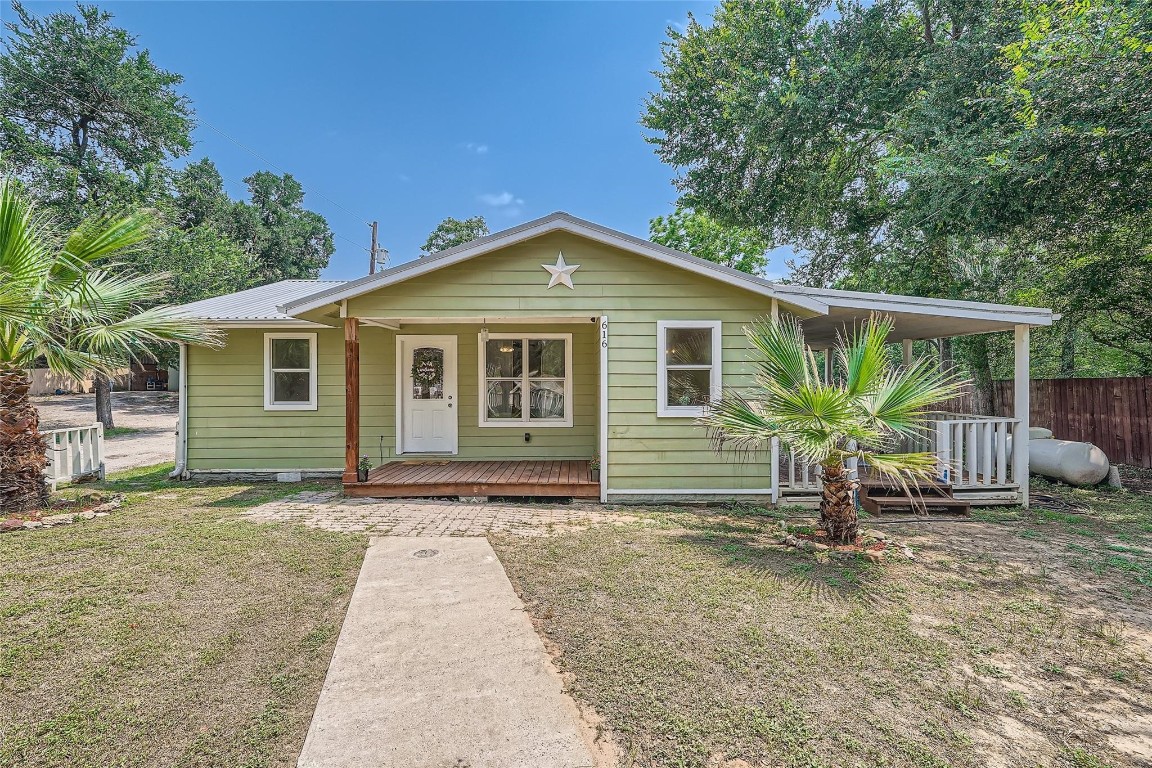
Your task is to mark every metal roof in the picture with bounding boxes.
[172,280,344,324]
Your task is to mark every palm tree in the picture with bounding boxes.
[0,177,221,513]
[701,315,965,543]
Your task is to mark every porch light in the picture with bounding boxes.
[481,327,489,343]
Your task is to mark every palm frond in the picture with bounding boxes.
[864,358,969,435]
[700,389,778,451]
[837,314,894,397]
[743,316,814,392]
[61,210,154,268]
[75,305,223,357]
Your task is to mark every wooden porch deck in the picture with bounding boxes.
[344,459,600,498]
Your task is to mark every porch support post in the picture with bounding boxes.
[902,339,913,368]
[1013,324,1030,507]
[822,348,831,384]
[344,317,360,483]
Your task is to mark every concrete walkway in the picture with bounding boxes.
[297,537,599,768]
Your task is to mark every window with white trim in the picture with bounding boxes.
[657,320,722,417]
[264,333,317,410]
[479,333,572,427]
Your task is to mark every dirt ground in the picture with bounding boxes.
[33,391,179,473]
[494,471,1152,768]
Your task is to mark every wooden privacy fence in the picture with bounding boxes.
[938,377,1152,469]
[43,424,105,490]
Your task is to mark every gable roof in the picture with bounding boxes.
[172,280,343,325]
[278,211,831,316]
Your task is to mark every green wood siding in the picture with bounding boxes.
[186,322,597,471]
[345,231,777,492]
[188,231,778,491]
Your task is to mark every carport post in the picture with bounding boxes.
[1014,324,1030,508]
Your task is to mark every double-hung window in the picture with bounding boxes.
[657,320,722,417]
[479,333,572,426]
[264,333,317,411]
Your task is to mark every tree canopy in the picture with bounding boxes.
[0,3,335,306]
[649,206,771,274]
[643,0,1152,380]
[422,216,489,255]
[0,1,193,221]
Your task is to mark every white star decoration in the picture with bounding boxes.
[542,251,580,289]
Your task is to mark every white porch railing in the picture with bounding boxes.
[43,424,105,490]
[931,412,1019,489]
[776,411,1021,495]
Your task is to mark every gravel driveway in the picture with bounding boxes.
[33,391,178,473]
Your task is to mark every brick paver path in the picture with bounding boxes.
[244,491,637,536]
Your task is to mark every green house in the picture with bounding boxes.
[172,212,1053,506]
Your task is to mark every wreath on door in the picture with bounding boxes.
[411,347,443,385]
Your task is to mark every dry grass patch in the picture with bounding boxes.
[0,464,366,768]
[494,474,1152,768]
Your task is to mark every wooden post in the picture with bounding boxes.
[1014,324,1030,507]
[902,338,913,368]
[344,317,360,483]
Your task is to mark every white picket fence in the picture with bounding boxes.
[43,424,105,490]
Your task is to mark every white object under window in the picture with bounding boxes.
[264,333,317,411]
[657,320,722,417]
[478,333,572,427]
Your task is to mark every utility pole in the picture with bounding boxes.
[368,221,389,274]
[368,221,379,275]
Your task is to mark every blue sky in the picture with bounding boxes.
[5,1,799,280]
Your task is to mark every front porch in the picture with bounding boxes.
[344,459,600,498]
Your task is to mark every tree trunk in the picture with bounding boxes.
[1059,320,1077,378]
[820,462,858,544]
[965,335,995,416]
[938,337,954,374]
[94,373,114,429]
[0,365,50,513]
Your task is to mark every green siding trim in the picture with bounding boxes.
[187,231,777,493]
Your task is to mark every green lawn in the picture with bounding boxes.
[494,469,1152,768]
[0,464,365,768]
[102,426,143,438]
[5,462,1150,768]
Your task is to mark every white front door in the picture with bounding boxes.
[398,335,458,454]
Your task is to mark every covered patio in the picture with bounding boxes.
[772,287,1052,506]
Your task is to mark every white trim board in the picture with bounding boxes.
[263,332,318,411]
[476,332,574,428]
[599,315,609,504]
[608,488,776,498]
[657,319,723,418]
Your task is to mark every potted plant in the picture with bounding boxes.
[357,455,372,483]
[589,451,600,482]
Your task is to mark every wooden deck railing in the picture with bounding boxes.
[43,424,105,490]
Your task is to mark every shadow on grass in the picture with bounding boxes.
[205,483,334,508]
[674,526,889,605]
[87,463,177,493]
